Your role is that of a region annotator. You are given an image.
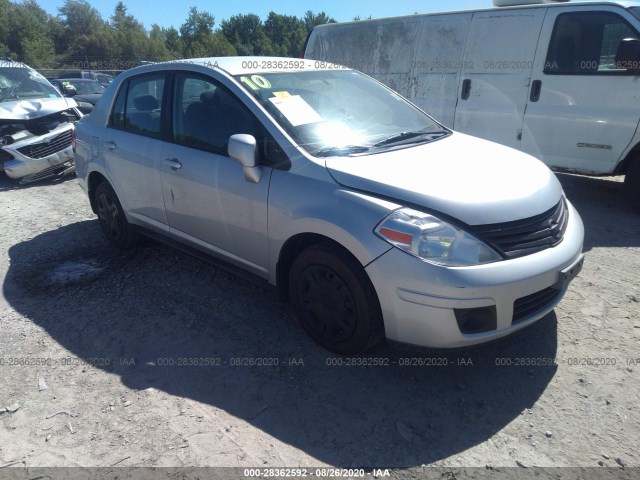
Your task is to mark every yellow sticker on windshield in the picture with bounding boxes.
[273,91,291,98]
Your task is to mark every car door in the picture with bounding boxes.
[521,6,640,174]
[159,73,272,278]
[453,8,546,149]
[102,73,168,229]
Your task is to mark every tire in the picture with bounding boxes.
[624,160,640,211]
[94,181,141,249]
[289,242,384,355]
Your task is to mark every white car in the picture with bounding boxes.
[1,60,82,183]
[74,57,584,354]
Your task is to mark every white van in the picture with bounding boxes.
[303,0,640,209]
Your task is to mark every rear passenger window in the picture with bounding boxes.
[545,12,640,75]
[109,74,165,137]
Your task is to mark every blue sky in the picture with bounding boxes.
[34,0,501,28]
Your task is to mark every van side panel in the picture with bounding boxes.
[304,19,422,103]
[411,14,473,127]
[453,9,547,149]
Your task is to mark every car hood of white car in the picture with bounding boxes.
[0,97,77,120]
[325,132,563,226]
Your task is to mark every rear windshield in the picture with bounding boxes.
[65,80,106,95]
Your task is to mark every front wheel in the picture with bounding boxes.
[624,160,640,211]
[94,181,141,249]
[289,242,384,355]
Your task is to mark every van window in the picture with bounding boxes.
[545,12,640,74]
[123,75,165,137]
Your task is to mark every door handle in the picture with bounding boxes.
[461,79,471,100]
[164,158,182,170]
[530,80,542,102]
[104,140,116,150]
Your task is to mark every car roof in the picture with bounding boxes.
[126,57,348,77]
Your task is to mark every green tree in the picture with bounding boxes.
[111,2,154,62]
[0,0,11,57]
[179,6,235,58]
[303,11,336,31]
[163,26,184,58]
[220,14,272,56]
[58,0,117,65]
[6,1,55,67]
[148,24,172,61]
[263,12,306,57]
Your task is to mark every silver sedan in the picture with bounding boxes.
[74,57,584,354]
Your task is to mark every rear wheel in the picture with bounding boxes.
[289,242,384,355]
[624,160,640,211]
[94,181,141,249]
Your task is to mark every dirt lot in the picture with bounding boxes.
[0,171,638,476]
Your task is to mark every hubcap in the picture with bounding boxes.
[96,192,122,240]
[297,265,357,343]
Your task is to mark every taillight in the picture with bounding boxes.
[72,128,76,152]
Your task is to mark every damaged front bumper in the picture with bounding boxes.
[2,122,75,181]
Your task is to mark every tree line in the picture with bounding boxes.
[0,0,337,70]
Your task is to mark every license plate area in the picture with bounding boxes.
[557,255,584,290]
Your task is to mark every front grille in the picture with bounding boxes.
[512,286,561,324]
[16,129,73,159]
[470,199,568,259]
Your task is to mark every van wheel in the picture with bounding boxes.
[289,242,384,355]
[95,181,141,249]
[624,160,640,211]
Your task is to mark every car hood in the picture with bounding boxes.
[325,132,563,226]
[0,97,76,120]
[74,94,101,105]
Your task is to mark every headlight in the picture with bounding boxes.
[375,208,502,266]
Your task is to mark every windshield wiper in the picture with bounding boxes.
[373,130,447,148]
[315,145,370,157]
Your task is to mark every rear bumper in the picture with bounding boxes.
[365,201,585,348]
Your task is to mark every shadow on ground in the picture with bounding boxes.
[0,171,76,192]
[5,217,559,467]
[556,172,640,251]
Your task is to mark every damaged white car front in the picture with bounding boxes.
[0,60,82,184]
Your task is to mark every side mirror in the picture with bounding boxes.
[615,38,640,73]
[228,134,262,183]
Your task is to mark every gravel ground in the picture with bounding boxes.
[0,171,638,475]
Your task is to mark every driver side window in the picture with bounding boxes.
[172,75,256,155]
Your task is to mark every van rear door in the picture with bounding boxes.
[303,18,423,106]
[453,9,546,149]
[411,14,472,128]
[521,6,640,174]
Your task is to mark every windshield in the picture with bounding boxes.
[234,70,448,156]
[65,80,105,95]
[0,66,62,102]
